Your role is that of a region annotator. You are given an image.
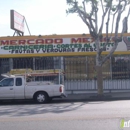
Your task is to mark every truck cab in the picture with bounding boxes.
[0,76,25,99]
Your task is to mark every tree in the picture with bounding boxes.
[66,0,130,96]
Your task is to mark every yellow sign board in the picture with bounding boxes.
[0,33,130,57]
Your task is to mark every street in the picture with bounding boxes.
[0,100,130,130]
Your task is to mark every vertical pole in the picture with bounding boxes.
[61,57,64,85]
[59,69,60,85]
[96,66,103,95]
[85,56,88,90]
[25,68,27,84]
[9,58,13,70]
[61,57,65,85]
[60,57,64,70]
[24,18,31,36]
[33,58,35,70]
[33,58,35,81]
[110,56,112,80]
[85,56,88,78]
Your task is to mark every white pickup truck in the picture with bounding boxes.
[0,69,67,103]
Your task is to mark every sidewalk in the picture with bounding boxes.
[54,92,130,102]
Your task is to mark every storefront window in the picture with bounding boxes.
[111,55,130,79]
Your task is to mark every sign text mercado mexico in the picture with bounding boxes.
[0,36,130,57]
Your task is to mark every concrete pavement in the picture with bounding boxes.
[56,92,130,102]
[0,100,130,130]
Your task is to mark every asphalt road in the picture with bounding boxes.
[0,100,130,130]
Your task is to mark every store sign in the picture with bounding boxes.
[0,37,130,55]
[10,10,24,33]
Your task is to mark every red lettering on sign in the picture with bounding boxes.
[71,38,81,43]
[82,38,94,43]
[1,40,9,45]
[36,39,44,44]
[71,38,94,43]
[19,40,26,45]
[83,38,88,43]
[45,39,53,44]
[10,40,17,45]
[27,39,35,44]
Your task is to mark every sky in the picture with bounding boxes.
[0,0,129,37]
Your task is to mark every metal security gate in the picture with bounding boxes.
[0,55,130,93]
[35,57,54,70]
[13,57,55,70]
[13,58,33,69]
[63,55,130,93]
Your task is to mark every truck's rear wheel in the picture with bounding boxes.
[34,92,49,103]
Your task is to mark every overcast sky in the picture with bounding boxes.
[0,0,89,37]
[0,0,129,37]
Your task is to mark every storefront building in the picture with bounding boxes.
[0,34,130,94]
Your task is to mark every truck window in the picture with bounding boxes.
[35,75,63,84]
[0,78,14,87]
[16,78,22,86]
